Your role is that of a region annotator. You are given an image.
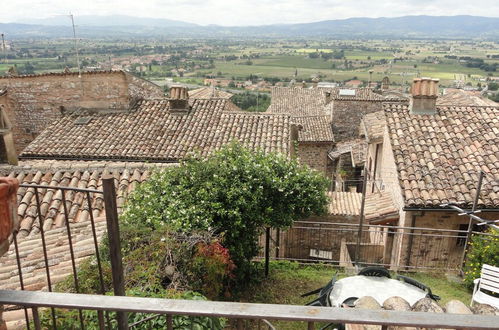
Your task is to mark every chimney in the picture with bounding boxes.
[168,85,190,113]
[409,78,439,115]
[325,91,332,104]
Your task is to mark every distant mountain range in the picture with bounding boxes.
[1,15,498,38]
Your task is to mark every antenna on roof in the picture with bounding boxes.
[68,13,81,77]
[1,33,6,64]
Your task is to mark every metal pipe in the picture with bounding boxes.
[33,187,57,329]
[354,170,368,264]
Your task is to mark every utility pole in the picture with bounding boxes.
[460,171,485,271]
[69,13,81,77]
[1,33,6,64]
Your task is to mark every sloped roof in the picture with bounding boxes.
[268,87,328,116]
[365,191,399,224]
[0,70,119,80]
[0,162,169,238]
[188,87,233,99]
[438,89,498,107]
[268,87,393,117]
[360,111,386,142]
[328,139,367,167]
[21,98,290,161]
[328,191,362,216]
[0,161,172,328]
[324,88,389,101]
[293,115,334,142]
[384,103,499,208]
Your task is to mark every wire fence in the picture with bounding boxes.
[258,221,498,272]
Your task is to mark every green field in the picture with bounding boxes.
[1,38,497,88]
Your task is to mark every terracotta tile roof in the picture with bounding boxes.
[360,111,386,142]
[0,70,119,80]
[328,191,362,216]
[324,88,389,101]
[293,116,334,142]
[1,219,108,329]
[384,103,499,208]
[0,161,172,328]
[328,139,367,167]
[188,87,233,99]
[328,191,399,220]
[438,89,498,107]
[268,87,394,118]
[365,191,400,224]
[0,162,166,238]
[268,87,328,116]
[21,99,290,161]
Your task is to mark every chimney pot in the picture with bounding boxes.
[168,85,190,113]
[410,78,439,115]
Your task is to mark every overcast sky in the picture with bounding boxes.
[2,0,499,26]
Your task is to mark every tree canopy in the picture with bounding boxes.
[122,142,329,276]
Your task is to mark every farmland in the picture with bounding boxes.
[1,38,498,90]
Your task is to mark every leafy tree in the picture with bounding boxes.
[232,91,270,112]
[488,82,498,91]
[122,143,329,279]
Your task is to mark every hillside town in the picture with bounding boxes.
[1,5,499,330]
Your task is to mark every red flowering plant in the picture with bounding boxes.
[189,240,236,299]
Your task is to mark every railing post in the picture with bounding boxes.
[354,170,368,264]
[265,227,271,277]
[102,175,129,330]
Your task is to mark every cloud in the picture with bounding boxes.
[1,0,498,26]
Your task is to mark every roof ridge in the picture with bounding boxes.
[0,70,122,80]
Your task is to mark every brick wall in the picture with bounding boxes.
[332,100,383,142]
[296,142,332,177]
[0,71,163,154]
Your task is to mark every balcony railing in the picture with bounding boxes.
[0,289,498,330]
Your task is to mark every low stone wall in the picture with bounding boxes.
[346,296,498,330]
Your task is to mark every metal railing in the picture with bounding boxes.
[0,289,498,330]
[4,176,126,329]
[259,221,498,272]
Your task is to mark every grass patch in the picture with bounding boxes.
[234,261,472,328]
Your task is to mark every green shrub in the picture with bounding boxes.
[122,142,329,280]
[463,228,499,288]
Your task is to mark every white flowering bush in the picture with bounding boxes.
[122,142,329,279]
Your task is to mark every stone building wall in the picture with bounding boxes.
[393,211,499,270]
[126,73,164,100]
[296,142,332,177]
[0,71,163,154]
[332,100,383,142]
[280,214,360,262]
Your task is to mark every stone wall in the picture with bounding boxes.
[0,71,163,154]
[280,214,360,262]
[346,296,498,330]
[125,72,164,100]
[393,210,499,270]
[296,142,332,177]
[332,100,383,142]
